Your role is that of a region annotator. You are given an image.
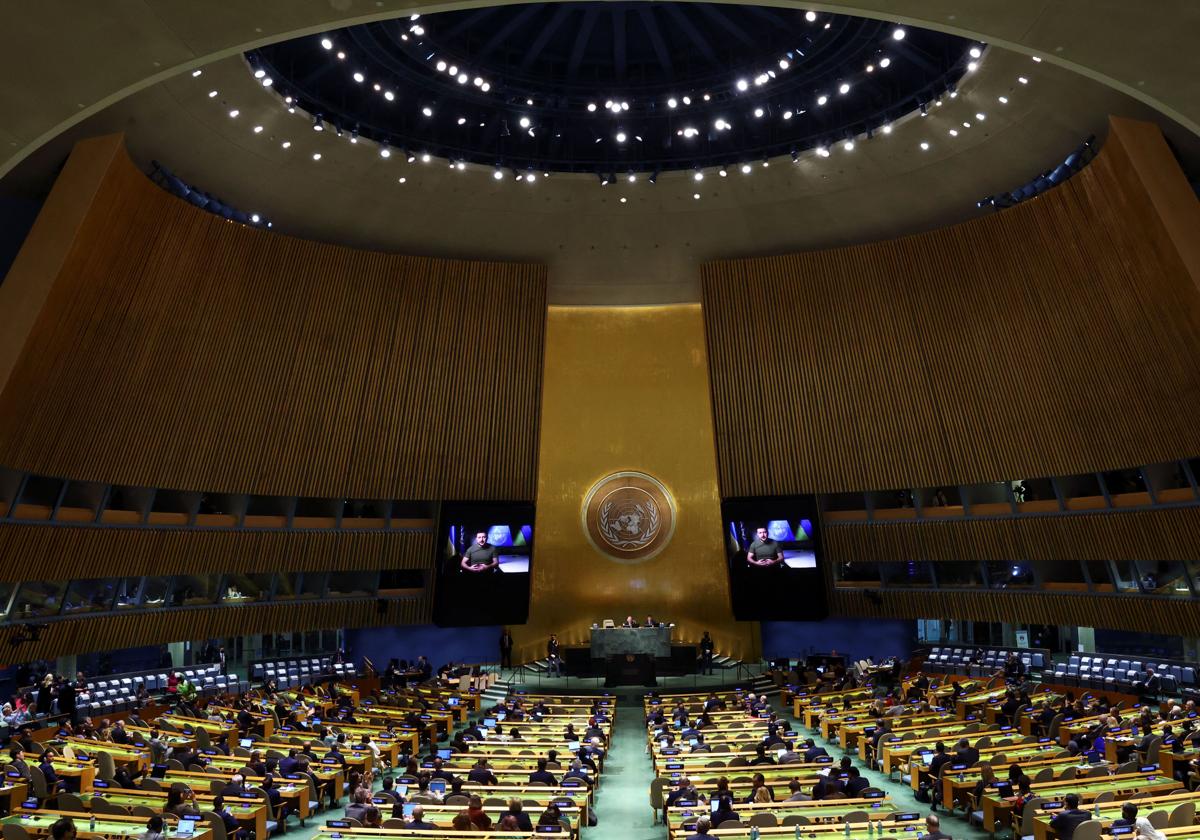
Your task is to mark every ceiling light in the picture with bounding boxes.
[703,93,711,101]
[783,110,793,120]
[380,147,391,158]
[228,109,239,118]
[694,170,704,181]
[962,121,971,128]
[457,73,468,84]
[667,98,678,109]
[755,74,769,86]
[816,145,829,157]
[261,77,273,87]
[587,103,597,112]
[754,108,764,118]
[682,126,699,138]
[970,46,983,59]
[805,10,817,22]
[1018,76,1029,84]
[967,61,978,72]
[719,168,727,177]
[250,214,260,223]
[628,173,637,182]
[457,117,466,125]
[839,82,851,94]
[398,177,406,184]
[817,95,828,106]
[208,90,218,98]
[879,57,891,68]
[621,101,630,111]
[998,96,1009,104]
[384,91,395,101]
[976,112,986,121]
[527,99,534,106]
[321,38,333,50]
[353,72,364,83]
[448,65,458,76]
[948,129,958,136]
[349,130,358,143]
[619,197,627,204]
[1032,56,1042,62]
[736,79,749,92]
[336,51,345,60]
[421,153,431,162]
[481,83,490,92]
[866,64,875,73]
[779,59,789,70]
[843,140,854,151]
[616,132,627,143]
[254,69,266,79]
[762,159,769,167]
[456,161,466,170]
[312,152,322,161]
[422,107,433,117]
[434,60,447,73]
[253,125,263,133]
[473,77,483,87]
[493,169,504,180]
[741,163,752,174]
[519,117,531,128]
[892,27,906,40]
[693,193,701,200]
[920,141,930,150]
[191,69,202,78]
[281,141,291,149]
[312,116,323,131]
[881,124,892,134]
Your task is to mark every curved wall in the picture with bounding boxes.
[703,117,1200,495]
[0,139,546,500]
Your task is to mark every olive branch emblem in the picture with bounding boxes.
[598,496,661,549]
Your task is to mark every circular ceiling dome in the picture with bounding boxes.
[248,3,978,174]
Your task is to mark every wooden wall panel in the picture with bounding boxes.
[0,523,432,583]
[0,598,430,661]
[825,508,1200,562]
[830,587,1200,638]
[702,121,1200,495]
[0,138,546,499]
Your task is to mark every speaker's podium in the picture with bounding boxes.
[590,623,671,686]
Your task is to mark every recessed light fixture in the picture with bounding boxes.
[919,141,930,150]
[312,152,322,160]
[892,27,906,40]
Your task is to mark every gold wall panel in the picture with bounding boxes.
[517,305,756,662]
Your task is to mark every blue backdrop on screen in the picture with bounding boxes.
[721,496,828,620]
[432,501,534,626]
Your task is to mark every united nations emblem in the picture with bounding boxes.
[582,471,677,563]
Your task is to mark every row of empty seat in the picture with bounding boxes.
[82,666,244,715]
[252,657,357,688]
[926,646,1049,675]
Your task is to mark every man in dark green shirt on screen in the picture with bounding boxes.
[462,531,499,572]
[746,526,784,567]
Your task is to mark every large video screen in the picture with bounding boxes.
[721,496,828,620]
[432,501,534,626]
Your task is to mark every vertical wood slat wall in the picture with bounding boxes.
[0,524,433,582]
[701,129,1200,496]
[0,144,547,500]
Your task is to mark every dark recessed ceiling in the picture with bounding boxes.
[248,3,978,174]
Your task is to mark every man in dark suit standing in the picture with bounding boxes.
[500,629,514,669]
[546,635,562,678]
[700,633,716,675]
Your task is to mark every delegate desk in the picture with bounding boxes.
[981,770,1182,833]
[589,627,670,658]
[4,809,213,840]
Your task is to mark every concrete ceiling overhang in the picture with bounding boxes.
[2,1,1198,183]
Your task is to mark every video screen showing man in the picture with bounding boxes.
[461,531,499,573]
[745,526,784,567]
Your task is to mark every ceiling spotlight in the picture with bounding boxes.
[519,117,531,128]
[191,69,202,78]
[975,112,986,121]
[208,89,218,98]
[253,125,263,133]
[312,152,322,161]
[336,51,345,60]
[920,141,930,150]
[481,82,490,92]
[1032,56,1042,62]
[353,72,364,83]
[718,168,727,177]
[839,82,851,94]
[962,121,971,128]
[600,173,610,186]
[693,170,704,181]
[281,141,291,149]
[693,193,701,200]
[998,95,1009,104]
[892,27,906,40]
[783,110,793,120]
[448,65,458,76]
[668,98,678,109]
[421,153,431,162]
[816,145,830,157]
[755,74,769,86]
[616,131,627,143]
[682,96,691,105]
[321,38,333,50]
[779,59,789,70]
[384,90,395,101]
[736,79,749,92]
[967,61,978,72]
[969,46,983,59]
[621,101,630,111]
[682,126,699,138]
[1018,76,1029,84]
[866,64,875,73]
[879,57,891,68]
[817,95,828,106]
[805,10,817,22]
[398,177,407,184]
[628,173,637,182]
[948,129,958,136]
[261,77,273,87]
[648,170,659,184]
[703,93,711,101]
[456,117,466,125]
[791,149,799,162]
[843,140,854,151]
[436,62,448,73]
[422,107,433,117]
[379,147,391,158]
[473,77,483,87]
[741,163,752,174]
[762,158,769,167]
[313,116,323,131]
[619,197,627,204]
[254,69,266,79]
[228,109,239,118]
[350,129,358,143]
[881,124,892,134]
[455,161,466,170]
[754,108,764,118]
[250,214,261,223]
[457,73,468,84]
[493,169,504,180]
